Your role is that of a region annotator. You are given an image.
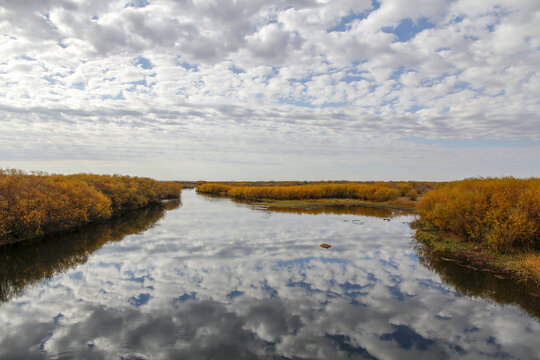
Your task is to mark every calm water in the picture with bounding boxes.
[0,190,539,359]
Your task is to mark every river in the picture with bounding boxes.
[0,189,538,359]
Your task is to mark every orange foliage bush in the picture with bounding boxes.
[66,174,181,211]
[197,183,233,195]
[198,182,401,202]
[417,177,540,252]
[0,169,182,243]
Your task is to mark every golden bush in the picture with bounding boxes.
[0,169,182,242]
[417,177,540,252]
[197,182,402,202]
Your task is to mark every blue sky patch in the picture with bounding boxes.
[382,17,435,42]
[227,290,244,299]
[100,93,125,100]
[71,82,85,90]
[133,56,153,69]
[328,0,381,32]
[129,293,152,306]
[380,324,435,350]
[278,97,314,108]
[125,0,149,8]
[176,58,198,71]
[129,79,147,87]
[406,105,425,113]
[230,65,245,74]
[341,74,368,83]
[175,292,197,303]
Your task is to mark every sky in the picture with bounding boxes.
[0,0,539,180]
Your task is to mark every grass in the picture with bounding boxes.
[509,254,540,283]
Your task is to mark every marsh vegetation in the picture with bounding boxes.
[413,177,540,282]
[0,169,182,244]
[197,181,436,210]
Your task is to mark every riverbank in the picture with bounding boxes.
[0,170,182,245]
[413,221,540,285]
[235,196,538,284]
[196,181,431,209]
[236,197,418,212]
[413,177,540,285]
[196,178,539,285]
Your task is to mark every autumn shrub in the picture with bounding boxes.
[0,169,182,243]
[66,174,182,211]
[397,182,413,196]
[408,189,419,201]
[417,177,540,252]
[197,182,402,202]
[197,183,233,195]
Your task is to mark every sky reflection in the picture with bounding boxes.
[0,190,538,359]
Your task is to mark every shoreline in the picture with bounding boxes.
[0,198,181,247]
[199,195,419,212]
[199,192,539,286]
[412,221,540,286]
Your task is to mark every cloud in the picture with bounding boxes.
[0,0,538,178]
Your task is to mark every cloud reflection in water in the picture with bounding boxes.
[0,190,539,359]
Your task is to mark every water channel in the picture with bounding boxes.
[0,190,538,359]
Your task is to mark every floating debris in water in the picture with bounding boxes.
[320,243,332,249]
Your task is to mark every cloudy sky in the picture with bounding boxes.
[1,0,539,180]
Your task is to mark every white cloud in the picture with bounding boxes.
[0,0,538,178]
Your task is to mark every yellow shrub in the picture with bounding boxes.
[197,182,402,202]
[0,169,182,242]
[197,183,233,195]
[417,177,540,252]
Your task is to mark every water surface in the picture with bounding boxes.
[0,190,538,359]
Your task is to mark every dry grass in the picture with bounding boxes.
[516,254,540,281]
